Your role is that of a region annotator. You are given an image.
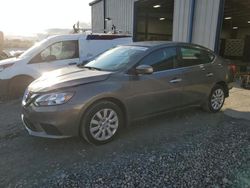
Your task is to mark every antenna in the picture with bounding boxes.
[72,22,91,34]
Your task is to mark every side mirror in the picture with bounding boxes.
[136,65,153,75]
[45,55,56,62]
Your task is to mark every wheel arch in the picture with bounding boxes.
[8,75,35,98]
[215,81,229,97]
[99,97,128,123]
[79,96,129,130]
[9,74,35,83]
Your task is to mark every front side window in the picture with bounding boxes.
[139,47,177,72]
[31,40,79,63]
[180,47,214,67]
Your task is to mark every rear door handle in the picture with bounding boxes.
[206,73,214,77]
[169,78,182,83]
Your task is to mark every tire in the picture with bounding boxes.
[203,84,225,113]
[8,76,33,99]
[80,101,124,145]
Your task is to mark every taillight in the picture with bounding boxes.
[229,64,237,77]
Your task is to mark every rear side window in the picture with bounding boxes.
[179,47,214,67]
[139,47,177,72]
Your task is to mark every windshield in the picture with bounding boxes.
[84,46,148,71]
[19,39,47,58]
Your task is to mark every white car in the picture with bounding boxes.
[0,33,132,98]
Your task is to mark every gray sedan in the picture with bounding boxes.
[21,42,234,145]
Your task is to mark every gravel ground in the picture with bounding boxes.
[0,87,249,188]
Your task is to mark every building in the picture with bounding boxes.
[90,0,250,64]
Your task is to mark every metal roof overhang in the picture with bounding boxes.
[89,0,103,6]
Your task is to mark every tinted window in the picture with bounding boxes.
[140,47,177,72]
[180,47,214,67]
[31,40,79,63]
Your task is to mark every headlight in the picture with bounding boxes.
[0,63,14,72]
[34,92,74,106]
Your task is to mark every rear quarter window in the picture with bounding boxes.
[180,47,215,67]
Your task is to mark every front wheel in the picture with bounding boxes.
[80,101,124,145]
[203,85,225,113]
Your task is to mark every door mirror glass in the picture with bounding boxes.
[136,65,153,75]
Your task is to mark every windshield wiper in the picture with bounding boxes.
[82,66,103,71]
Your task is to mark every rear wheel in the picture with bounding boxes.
[203,85,225,113]
[8,76,33,99]
[80,101,124,145]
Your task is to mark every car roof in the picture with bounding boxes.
[123,41,214,53]
[45,33,132,43]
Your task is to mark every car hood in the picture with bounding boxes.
[28,66,112,93]
[0,57,22,66]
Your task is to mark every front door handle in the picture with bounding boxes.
[206,73,214,77]
[169,78,182,83]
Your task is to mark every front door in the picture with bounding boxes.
[29,40,80,76]
[126,47,183,119]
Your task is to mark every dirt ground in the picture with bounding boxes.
[0,86,249,187]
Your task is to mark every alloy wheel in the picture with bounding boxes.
[211,88,225,111]
[89,108,119,141]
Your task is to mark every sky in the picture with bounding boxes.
[0,0,93,36]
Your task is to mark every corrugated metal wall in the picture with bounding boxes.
[192,0,220,50]
[91,1,104,33]
[105,0,135,34]
[172,0,192,42]
[90,0,221,50]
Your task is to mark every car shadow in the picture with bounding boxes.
[0,106,229,182]
[224,108,250,121]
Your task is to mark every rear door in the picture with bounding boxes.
[29,40,80,74]
[127,47,183,118]
[178,46,216,105]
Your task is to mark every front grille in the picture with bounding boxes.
[23,91,38,106]
[41,123,61,136]
[23,117,37,132]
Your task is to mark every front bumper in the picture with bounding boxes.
[21,114,71,139]
[21,103,83,139]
